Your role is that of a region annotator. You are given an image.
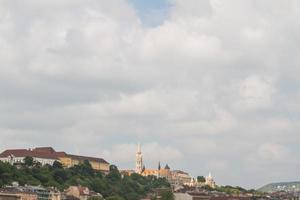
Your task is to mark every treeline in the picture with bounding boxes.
[213,185,260,195]
[0,157,171,200]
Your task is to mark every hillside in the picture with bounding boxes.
[258,181,300,192]
[0,160,171,200]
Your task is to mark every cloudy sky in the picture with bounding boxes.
[1,0,300,188]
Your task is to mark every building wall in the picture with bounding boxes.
[65,187,80,199]
[142,169,158,177]
[90,161,109,172]
[0,157,56,166]
[174,193,192,200]
[34,158,56,166]
[172,172,192,185]
[59,157,72,168]
[0,193,38,200]
[59,157,109,172]
[174,193,210,200]
[19,193,38,200]
[0,196,19,200]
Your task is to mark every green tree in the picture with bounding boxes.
[106,196,124,200]
[160,190,174,200]
[53,169,68,183]
[88,197,104,200]
[106,165,121,183]
[24,156,34,166]
[52,161,63,169]
[197,176,205,183]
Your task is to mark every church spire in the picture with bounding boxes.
[135,143,143,174]
[208,172,212,178]
[158,161,161,170]
[137,143,141,153]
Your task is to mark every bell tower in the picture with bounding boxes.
[135,143,143,174]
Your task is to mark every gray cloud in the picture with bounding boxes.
[0,0,300,188]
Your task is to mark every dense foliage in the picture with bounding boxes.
[196,175,205,183]
[214,185,259,195]
[0,159,171,200]
[155,190,174,200]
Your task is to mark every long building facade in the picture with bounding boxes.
[0,147,110,173]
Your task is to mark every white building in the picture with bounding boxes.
[0,147,58,166]
[172,170,193,185]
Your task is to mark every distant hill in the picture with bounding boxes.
[258,182,300,192]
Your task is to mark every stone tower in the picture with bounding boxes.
[135,143,143,174]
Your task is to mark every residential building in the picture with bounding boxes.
[0,192,38,200]
[174,192,210,200]
[64,186,103,200]
[0,184,60,200]
[172,170,192,185]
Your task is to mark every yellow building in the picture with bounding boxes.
[59,154,110,173]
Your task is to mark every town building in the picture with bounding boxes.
[65,186,103,200]
[172,170,193,186]
[0,147,109,173]
[0,184,61,200]
[174,192,210,200]
[0,192,38,200]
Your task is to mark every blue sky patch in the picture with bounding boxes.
[128,0,171,26]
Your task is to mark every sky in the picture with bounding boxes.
[0,0,300,189]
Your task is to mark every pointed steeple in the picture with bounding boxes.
[164,164,170,170]
[137,143,141,153]
[135,143,143,174]
[158,161,161,170]
[208,172,212,178]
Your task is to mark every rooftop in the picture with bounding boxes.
[0,147,109,164]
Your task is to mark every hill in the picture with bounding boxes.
[258,181,300,192]
[0,159,171,200]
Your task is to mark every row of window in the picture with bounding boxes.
[0,157,55,165]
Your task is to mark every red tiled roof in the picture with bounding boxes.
[0,147,108,164]
[0,149,58,159]
[34,147,55,153]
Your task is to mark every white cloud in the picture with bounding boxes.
[0,0,300,188]
[237,75,276,110]
[257,143,290,162]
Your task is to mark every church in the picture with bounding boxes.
[135,143,172,182]
[120,143,214,187]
